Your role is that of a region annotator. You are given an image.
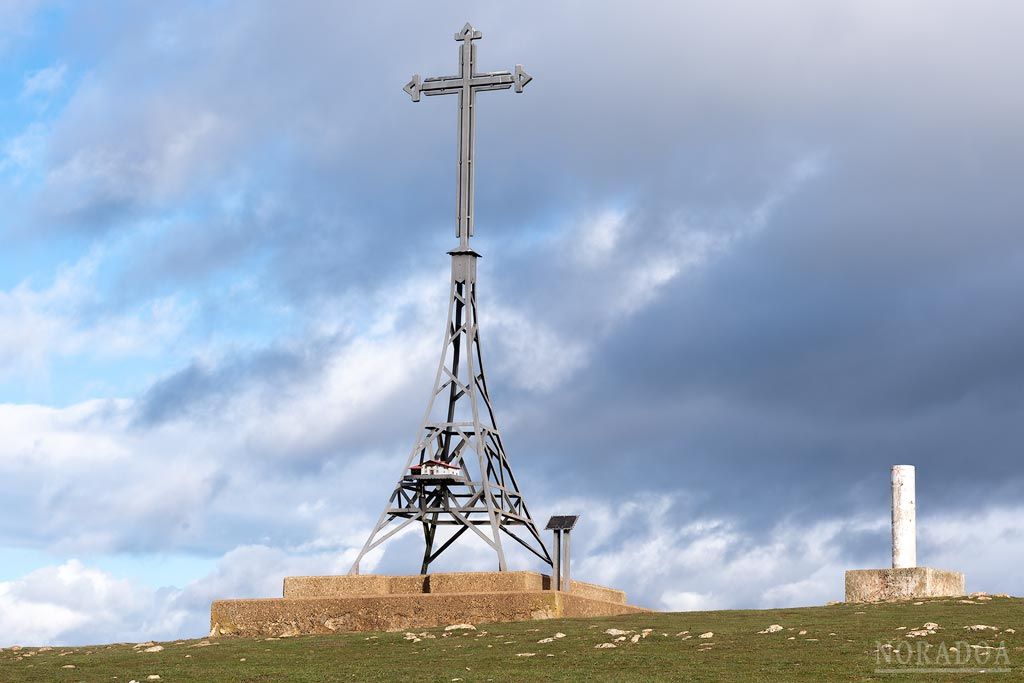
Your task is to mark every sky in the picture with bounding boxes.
[1,0,1023,646]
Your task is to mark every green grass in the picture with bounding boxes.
[2,596,1021,682]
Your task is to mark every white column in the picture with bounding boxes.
[891,465,917,569]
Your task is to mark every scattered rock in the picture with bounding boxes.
[515,652,536,657]
[798,630,808,636]
[537,638,555,644]
[147,676,162,681]
[594,643,616,649]
[554,633,566,639]
[923,622,940,630]
[675,631,689,636]
[445,624,476,631]
[143,645,164,653]
[62,664,75,669]
[965,625,998,632]
[604,628,631,636]
[1004,628,1016,634]
[630,634,641,644]
[758,624,784,634]
[913,601,924,605]
[613,636,626,642]
[698,632,714,639]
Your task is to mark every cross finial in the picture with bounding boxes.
[455,23,483,42]
[405,25,531,248]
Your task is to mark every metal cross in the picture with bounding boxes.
[404,23,532,248]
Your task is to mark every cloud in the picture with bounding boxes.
[0,253,194,382]
[1,0,1024,648]
[6,498,1024,647]
[0,545,361,647]
[21,62,66,99]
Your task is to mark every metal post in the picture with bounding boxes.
[562,530,571,593]
[553,529,562,590]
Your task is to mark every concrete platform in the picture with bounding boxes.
[211,571,645,637]
[845,567,966,602]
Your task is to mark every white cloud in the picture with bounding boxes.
[575,209,626,266]
[21,62,66,99]
[0,545,364,647]
[661,590,715,612]
[0,252,194,381]
[487,304,590,393]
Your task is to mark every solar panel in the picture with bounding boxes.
[545,515,579,531]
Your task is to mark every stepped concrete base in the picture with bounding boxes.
[845,567,965,602]
[211,571,645,637]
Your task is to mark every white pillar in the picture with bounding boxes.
[891,465,917,569]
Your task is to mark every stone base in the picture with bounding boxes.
[210,571,645,637]
[845,567,966,602]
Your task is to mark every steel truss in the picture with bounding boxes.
[351,249,551,573]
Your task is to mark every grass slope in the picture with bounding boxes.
[1,596,1021,682]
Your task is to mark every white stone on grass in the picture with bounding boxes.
[594,643,616,649]
[446,624,476,631]
[758,625,784,634]
[698,632,714,639]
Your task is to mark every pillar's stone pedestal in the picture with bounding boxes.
[845,567,965,602]
[210,571,645,637]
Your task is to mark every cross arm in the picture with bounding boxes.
[403,66,533,101]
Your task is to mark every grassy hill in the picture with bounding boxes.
[1,595,1020,682]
